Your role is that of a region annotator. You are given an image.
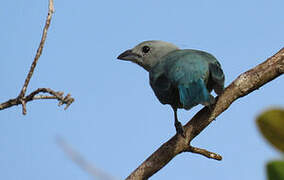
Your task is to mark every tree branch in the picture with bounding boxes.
[0,88,74,112]
[126,47,284,180]
[56,136,116,180]
[18,0,54,99]
[0,0,74,114]
[185,146,222,160]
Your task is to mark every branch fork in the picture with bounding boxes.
[0,0,74,115]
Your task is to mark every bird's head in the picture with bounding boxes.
[117,40,179,71]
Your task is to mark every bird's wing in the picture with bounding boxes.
[150,49,224,109]
[149,64,176,105]
[208,61,225,95]
[192,50,225,95]
[163,50,216,109]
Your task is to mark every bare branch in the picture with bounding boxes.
[126,47,284,180]
[18,0,54,99]
[185,146,222,160]
[0,88,74,112]
[0,0,74,114]
[56,136,116,180]
[32,95,58,99]
[20,99,27,115]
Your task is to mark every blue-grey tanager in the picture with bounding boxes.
[117,40,225,137]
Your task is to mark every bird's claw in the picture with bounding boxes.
[175,121,186,138]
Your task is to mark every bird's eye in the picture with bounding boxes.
[142,46,150,53]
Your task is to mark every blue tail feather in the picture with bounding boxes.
[178,79,211,109]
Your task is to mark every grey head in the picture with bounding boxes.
[117,40,179,71]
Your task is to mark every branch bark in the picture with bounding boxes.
[126,47,284,180]
[0,0,74,114]
[185,146,222,160]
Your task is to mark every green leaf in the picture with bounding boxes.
[256,108,284,153]
[267,160,284,180]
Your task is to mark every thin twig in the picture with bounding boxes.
[32,95,58,100]
[56,136,116,180]
[126,47,284,180]
[0,0,74,114]
[18,0,54,99]
[20,99,27,115]
[0,88,74,111]
[185,146,222,160]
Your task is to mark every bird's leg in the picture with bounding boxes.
[202,95,216,111]
[207,95,216,111]
[173,107,186,138]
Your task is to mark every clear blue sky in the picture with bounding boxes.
[1,0,283,179]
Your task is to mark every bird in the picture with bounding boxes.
[117,40,225,137]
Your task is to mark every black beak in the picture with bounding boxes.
[117,49,141,61]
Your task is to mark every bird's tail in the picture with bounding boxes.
[178,79,214,109]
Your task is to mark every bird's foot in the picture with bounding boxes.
[202,95,216,111]
[175,121,186,138]
[209,95,216,105]
[208,104,214,111]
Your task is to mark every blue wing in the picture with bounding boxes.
[150,62,178,106]
[150,49,224,110]
[209,61,225,95]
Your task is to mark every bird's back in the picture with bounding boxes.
[150,49,224,109]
